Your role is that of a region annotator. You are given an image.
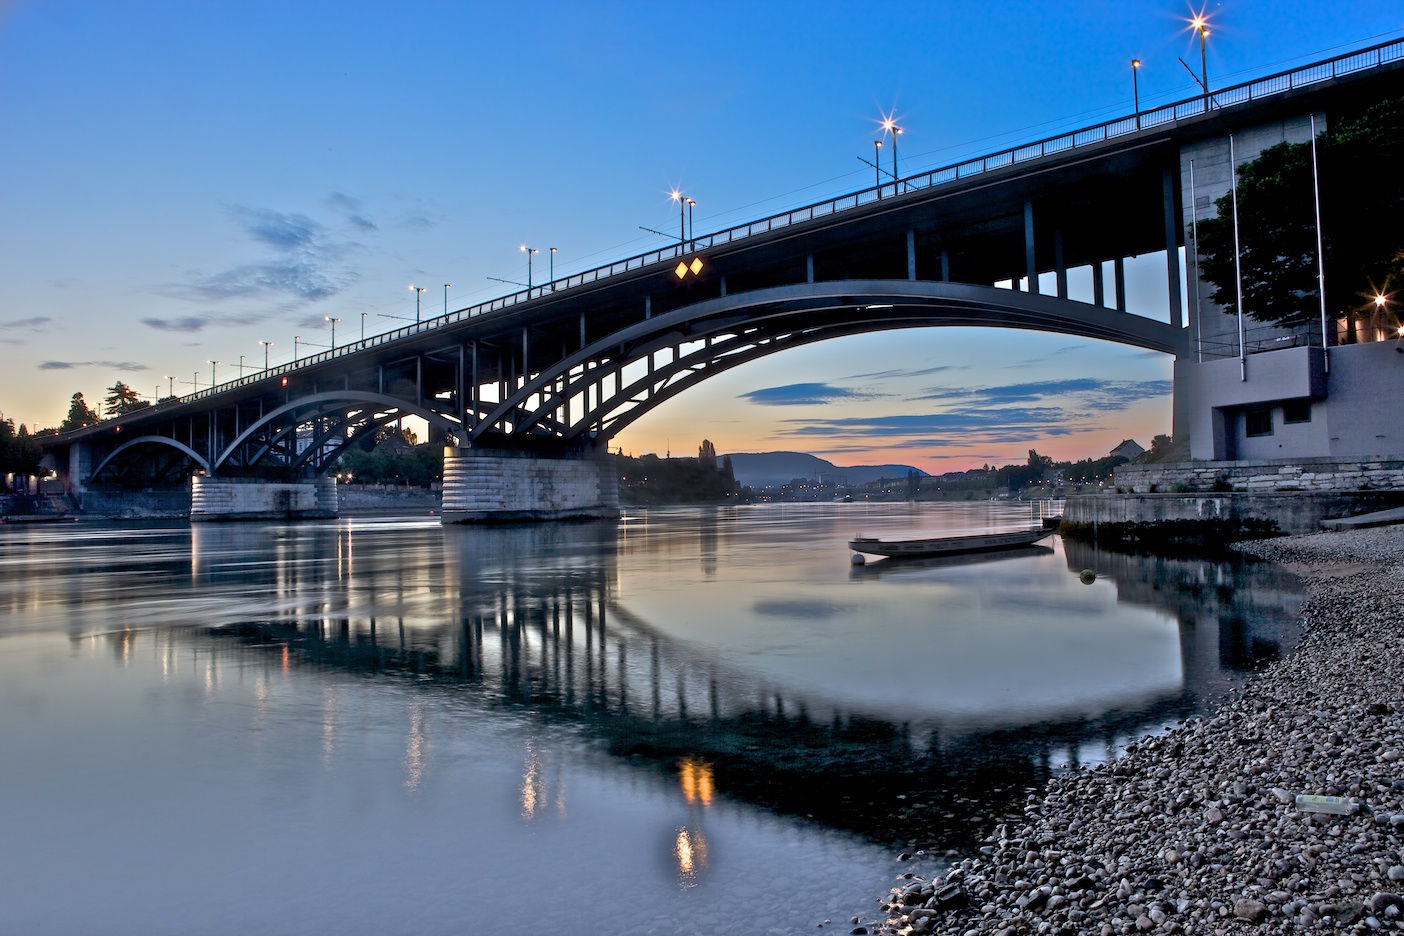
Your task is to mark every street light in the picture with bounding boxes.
[881,115,902,193]
[325,315,341,348]
[164,375,176,398]
[1132,59,1142,127]
[669,190,686,246]
[208,360,219,386]
[1190,12,1210,105]
[259,340,273,371]
[237,354,246,377]
[549,248,556,289]
[410,285,425,322]
[444,284,450,317]
[360,312,368,342]
[294,335,301,359]
[520,245,539,288]
[687,199,696,247]
[874,140,883,197]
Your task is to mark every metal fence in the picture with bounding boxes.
[170,36,1404,410]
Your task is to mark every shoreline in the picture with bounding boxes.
[874,525,1404,935]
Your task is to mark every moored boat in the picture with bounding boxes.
[848,527,1052,560]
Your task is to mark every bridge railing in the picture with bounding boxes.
[164,36,1404,411]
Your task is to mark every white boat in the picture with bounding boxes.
[848,527,1052,560]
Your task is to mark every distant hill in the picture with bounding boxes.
[725,451,924,488]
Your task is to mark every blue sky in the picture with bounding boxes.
[1,0,1398,471]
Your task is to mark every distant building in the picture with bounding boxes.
[1110,439,1146,461]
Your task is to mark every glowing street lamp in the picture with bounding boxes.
[1132,59,1142,127]
[360,312,367,341]
[164,375,176,398]
[259,340,273,371]
[325,315,341,348]
[410,285,425,322]
[549,248,557,290]
[687,199,696,246]
[881,115,903,194]
[874,140,883,197]
[1190,12,1210,104]
[520,245,539,288]
[669,190,687,246]
[443,284,450,317]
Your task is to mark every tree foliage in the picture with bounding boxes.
[1196,96,1404,328]
[1,420,45,490]
[59,392,100,432]
[338,442,442,487]
[104,381,149,416]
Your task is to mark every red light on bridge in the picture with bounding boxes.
[281,376,288,386]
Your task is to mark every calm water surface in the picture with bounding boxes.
[0,503,1301,935]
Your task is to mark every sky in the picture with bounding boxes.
[1,0,1399,473]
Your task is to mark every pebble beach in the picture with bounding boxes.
[872,525,1404,936]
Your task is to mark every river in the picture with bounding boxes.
[0,503,1301,935]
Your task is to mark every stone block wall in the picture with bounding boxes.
[191,476,338,521]
[441,447,620,523]
[1112,457,1404,494]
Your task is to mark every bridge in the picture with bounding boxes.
[48,40,1404,520]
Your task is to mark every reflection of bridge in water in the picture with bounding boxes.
[197,521,1299,848]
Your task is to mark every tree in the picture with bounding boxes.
[59,392,100,432]
[104,381,148,416]
[1196,95,1404,330]
[10,424,44,487]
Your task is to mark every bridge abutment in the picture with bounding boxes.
[441,447,620,523]
[191,476,338,521]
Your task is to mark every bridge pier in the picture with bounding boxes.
[191,476,338,521]
[441,447,620,523]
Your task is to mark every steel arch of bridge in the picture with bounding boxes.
[90,435,211,483]
[470,280,1186,446]
[212,391,461,474]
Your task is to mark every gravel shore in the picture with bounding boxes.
[874,525,1404,936]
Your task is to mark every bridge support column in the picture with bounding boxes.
[441,447,620,524]
[191,476,338,521]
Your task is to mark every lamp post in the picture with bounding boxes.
[549,248,556,289]
[411,285,425,322]
[520,245,539,288]
[237,354,246,377]
[208,360,219,386]
[1132,59,1142,127]
[1191,14,1209,106]
[260,340,273,371]
[881,116,902,193]
[874,140,883,197]
[687,199,696,247]
[443,284,450,317]
[165,375,176,398]
[325,315,341,348]
[669,190,686,246]
[294,335,301,360]
[361,312,367,341]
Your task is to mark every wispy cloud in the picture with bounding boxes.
[843,364,966,380]
[3,316,53,331]
[39,360,147,372]
[141,315,211,333]
[326,191,378,231]
[739,382,877,406]
[916,378,1170,411]
[158,202,361,315]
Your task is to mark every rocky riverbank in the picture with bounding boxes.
[871,525,1404,936]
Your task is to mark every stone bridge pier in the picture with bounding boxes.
[441,446,619,523]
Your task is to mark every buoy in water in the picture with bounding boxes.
[1079,569,1096,584]
[850,553,866,566]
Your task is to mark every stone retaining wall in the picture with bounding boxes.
[1113,456,1404,494]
